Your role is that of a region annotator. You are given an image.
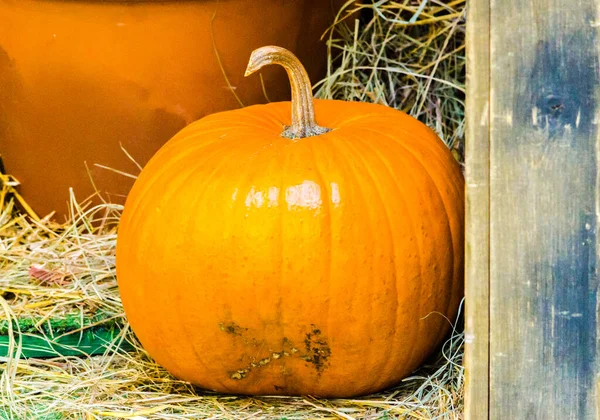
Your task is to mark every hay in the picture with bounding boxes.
[316,0,466,164]
[0,0,466,418]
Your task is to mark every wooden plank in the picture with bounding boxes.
[487,0,600,418]
[464,0,490,417]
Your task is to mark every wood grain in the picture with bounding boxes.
[472,0,600,418]
[464,0,490,417]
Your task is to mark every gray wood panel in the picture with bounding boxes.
[486,0,599,418]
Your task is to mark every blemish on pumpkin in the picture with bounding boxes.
[228,354,273,380]
[302,325,331,373]
[230,368,250,380]
[219,322,247,336]
[226,326,330,380]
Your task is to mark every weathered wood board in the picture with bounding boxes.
[464,0,490,418]
[466,0,599,418]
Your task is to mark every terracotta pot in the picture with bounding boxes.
[0,0,346,219]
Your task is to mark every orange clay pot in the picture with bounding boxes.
[0,0,346,220]
[116,46,465,397]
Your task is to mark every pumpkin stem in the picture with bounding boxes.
[245,46,331,140]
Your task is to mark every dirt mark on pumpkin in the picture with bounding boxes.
[301,325,331,373]
[219,322,331,379]
[219,322,247,336]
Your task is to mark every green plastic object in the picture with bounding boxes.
[0,313,134,358]
[0,328,134,358]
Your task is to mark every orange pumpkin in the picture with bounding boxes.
[116,46,464,397]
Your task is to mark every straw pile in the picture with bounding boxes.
[0,1,465,418]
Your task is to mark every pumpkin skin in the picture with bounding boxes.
[116,49,464,398]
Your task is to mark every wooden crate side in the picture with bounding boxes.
[487,0,599,418]
[464,0,491,418]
